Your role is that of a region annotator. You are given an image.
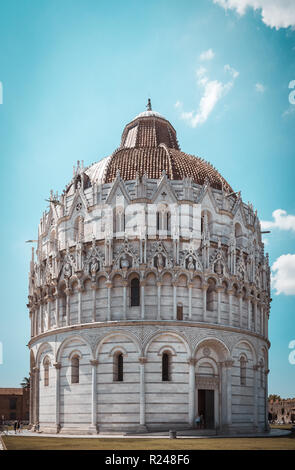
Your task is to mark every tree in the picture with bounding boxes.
[20,377,30,389]
[268,394,281,402]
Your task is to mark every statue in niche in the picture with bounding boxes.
[120,253,130,269]
[237,260,245,281]
[187,256,195,270]
[63,262,72,279]
[155,253,165,270]
[214,254,224,275]
[90,258,99,276]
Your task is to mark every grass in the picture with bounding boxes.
[2,434,295,451]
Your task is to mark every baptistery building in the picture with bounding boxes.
[27,102,271,434]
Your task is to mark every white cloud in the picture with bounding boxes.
[213,0,295,30]
[224,64,239,79]
[255,82,265,92]
[261,209,295,232]
[178,64,238,127]
[174,100,182,109]
[282,105,295,117]
[200,49,215,61]
[271,254,295,295]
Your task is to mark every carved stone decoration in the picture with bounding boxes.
[180,247,203,272]
[113,239,139,269]
[84,238,105,277]
[203,347,211,357]
[236,256,247,282]
[147,240,173,271]
[196,374,219,390]
[210,248,227,276]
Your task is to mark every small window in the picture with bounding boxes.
[71,355,80,384]
[114,353,124,382]
[9,398,17,410]
[177,304,183,320]
[162,352,171,382]
[131,278,140,306]
[240,356,246,386]
[156,212,160,231]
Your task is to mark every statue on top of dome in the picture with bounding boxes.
[146,98,152,111]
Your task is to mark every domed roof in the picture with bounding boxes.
[86,102,233,192]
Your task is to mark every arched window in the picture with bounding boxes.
[74,216,84,241]
[166,211,171,233]
[156,207,171,234]
[44,357,50,387]
[114,352,124,382]
[240,356,247,386]
[71,355,80,384]
[156,211,160,231]
[251,301,255,329]
[50,230,56,252]
[177,303,183,320]
[206,280,216,312]
[235,223,243,247]
[162,352,171,382]
[131,278,140,306]
[113,207,125,234]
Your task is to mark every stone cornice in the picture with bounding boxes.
[27,319,270,349]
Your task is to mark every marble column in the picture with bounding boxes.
[202,284,208,322]
[188,283,193,320]
[138,357,147,430]
[33,367,40,426]
[47,298,52,330]
[55,295,60,328]
[140,281,145,320]
[122,281,128,320]
[30,312,33,338]
[65,288,71,326]
[217,287,222,324]
[228,290,233,326]
[222,360,234,431]
[264,369,270,431]
[40,303,43,333]
[90,360,99,433]
[173,283,177,320]
[157,282,161,320]
[247,298,251,330]
[78,287,83,324]
[253,364,259,431]
[188,358,196,426]
[106,282,112,321]
[53,362,61,433]
[29,370,34,426]
[254,300,258,333]
[90,285,97,322]
[239,293,243,328]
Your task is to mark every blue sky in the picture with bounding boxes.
[0,0,294,397]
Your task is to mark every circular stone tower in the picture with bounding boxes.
[28,104,270,435]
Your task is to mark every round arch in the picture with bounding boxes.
[95,330,141,358]
[56,334,93,363]
[143,330,191,357]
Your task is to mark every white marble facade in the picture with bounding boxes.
[28,111,270,435]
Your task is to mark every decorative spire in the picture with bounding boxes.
[146,98,152,111]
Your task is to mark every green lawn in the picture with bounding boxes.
[2,435,295,450]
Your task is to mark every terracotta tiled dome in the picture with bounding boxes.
[87,106,233,192]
